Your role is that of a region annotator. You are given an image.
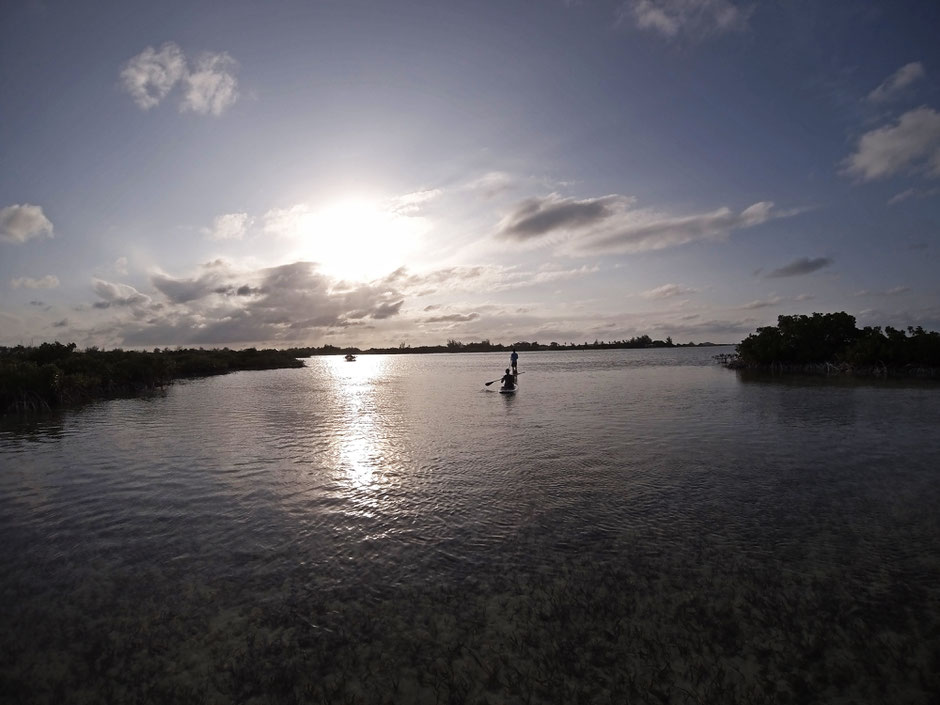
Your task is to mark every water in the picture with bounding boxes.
[1,348,938,704]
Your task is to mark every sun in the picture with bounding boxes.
[294,198,426,282]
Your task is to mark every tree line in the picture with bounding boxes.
[730,312,940,373]
[0,343,303,413]
[287,335,723,357]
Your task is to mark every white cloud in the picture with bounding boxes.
[641,283,697,299]
[742,296,782,310]
[868,62,926,104]
[383,263,598,296]
[619,0,750,39]
[530,264,600,286]
[120,43,239,116]
[843,107,940,181]
[92,278,151,309]
[114,257,129,275]
[262,204,311,238]
[887,188,917,205]
[855,286,910,297]
[119,43,187,110]
[204,212,252,240]
[466,171,514,198]
[0,203,54,244]
[389,189,442,215]
[11,275,59,289]
[181,52,239,116]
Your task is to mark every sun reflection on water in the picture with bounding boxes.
[324,355,399,506]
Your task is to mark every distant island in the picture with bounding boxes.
[0,343,304,414]
[719,312,940,377]
[287,335,727,357]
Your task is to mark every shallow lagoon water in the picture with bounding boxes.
[1,348,938,704]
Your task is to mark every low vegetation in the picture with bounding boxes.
[724,312,940,376]
[289,335,723,357]
[0,342,304,413]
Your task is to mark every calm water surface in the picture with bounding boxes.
[1,348,938,704]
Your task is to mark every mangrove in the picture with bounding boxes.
[0,342,304,414]
[722,312,940,377]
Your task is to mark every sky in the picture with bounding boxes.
[2,0,939,349]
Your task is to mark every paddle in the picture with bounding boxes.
[484,371,523,386]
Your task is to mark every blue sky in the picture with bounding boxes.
[2,0,939,348]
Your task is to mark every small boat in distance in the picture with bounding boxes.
[344,353,356,361]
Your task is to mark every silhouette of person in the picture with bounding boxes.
[501,368,515,389]
[510,348,518,374]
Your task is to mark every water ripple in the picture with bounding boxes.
[1,350,939,703]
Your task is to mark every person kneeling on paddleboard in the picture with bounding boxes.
[501,368,515,390]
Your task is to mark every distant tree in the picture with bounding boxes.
[737,312,859,364]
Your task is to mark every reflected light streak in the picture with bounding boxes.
[326,356,398,507]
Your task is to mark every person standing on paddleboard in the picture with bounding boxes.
[510,348,518,374]
[501,368,515,390]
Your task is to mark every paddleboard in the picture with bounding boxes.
[499,378,517,394]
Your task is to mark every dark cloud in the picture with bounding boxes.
[209,284,263,297]
[120,261,405,347]
[499,195,615,240]
[153,272,218,303]
[426,312,480,323]
[495,194,784,256]
[766,256,833,278]
[372,300,404,319]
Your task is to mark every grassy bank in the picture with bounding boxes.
[0,343,304,414]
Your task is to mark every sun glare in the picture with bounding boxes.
[295,198,426,283]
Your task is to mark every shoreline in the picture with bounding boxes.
[716,354,940,378]
[0,345,304,414]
